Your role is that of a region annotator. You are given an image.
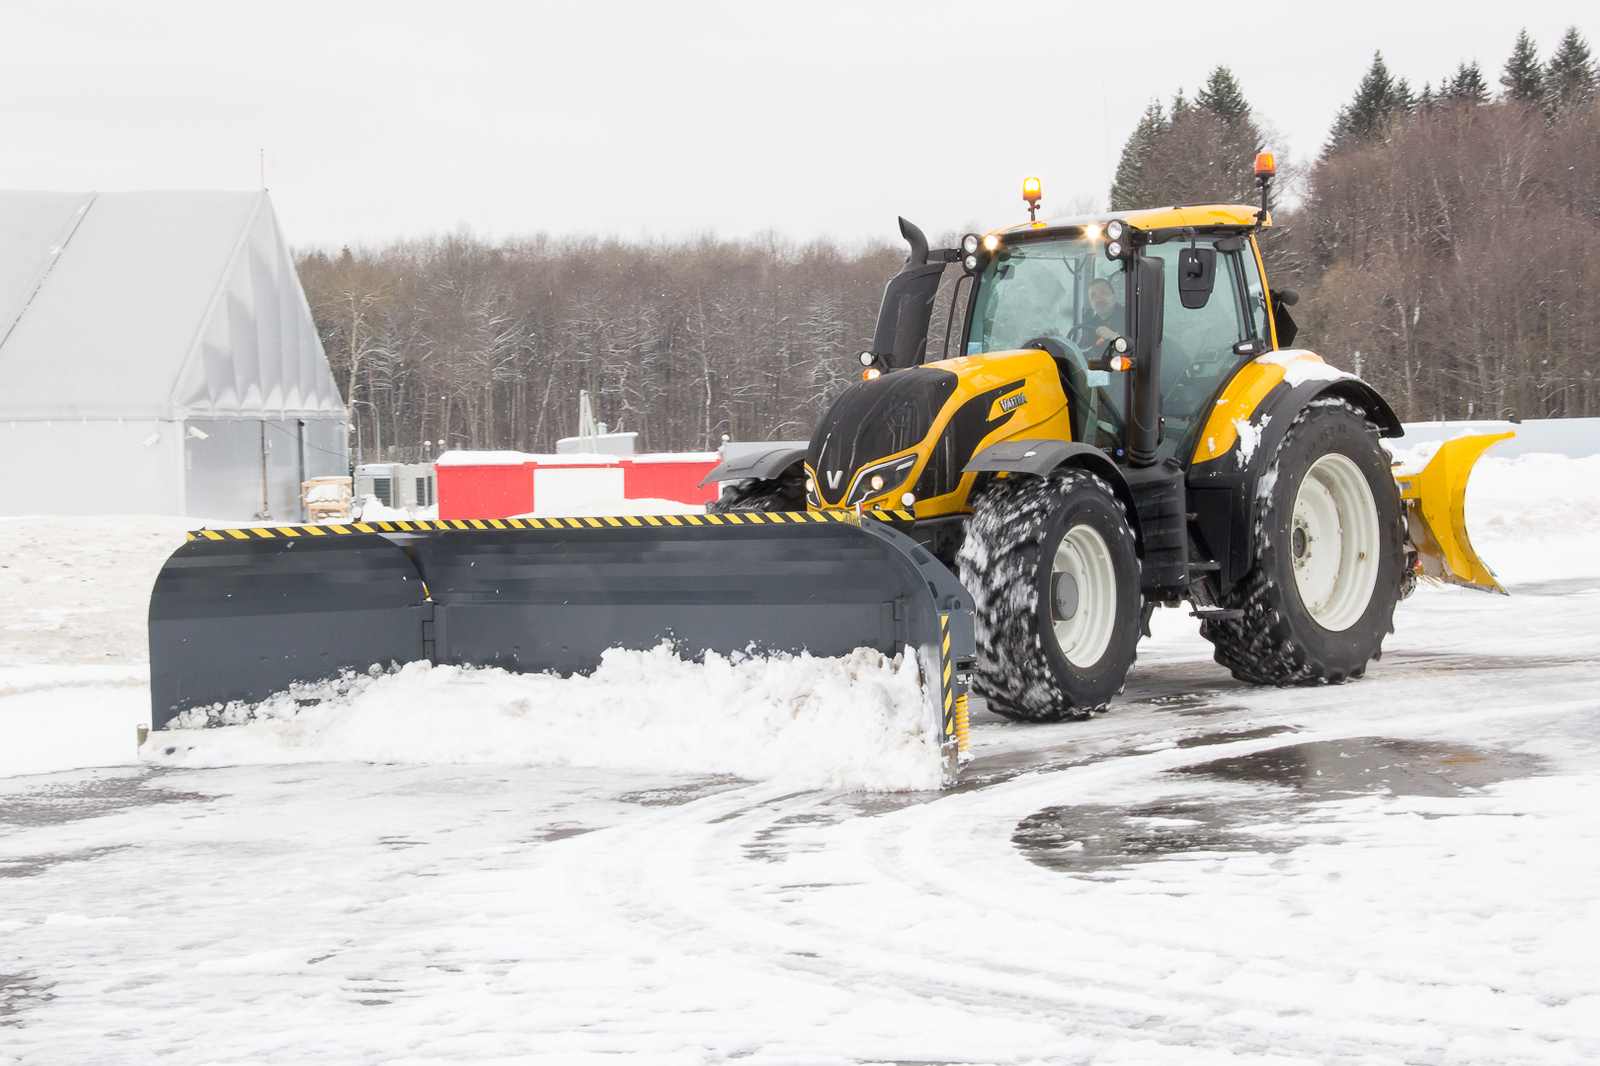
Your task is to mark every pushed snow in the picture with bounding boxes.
[147,644,941,792]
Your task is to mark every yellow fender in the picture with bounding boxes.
[1394,432,1513,594]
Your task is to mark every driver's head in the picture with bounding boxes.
[1088,278,1118,318]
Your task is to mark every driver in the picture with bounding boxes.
[1075,278,1124,352]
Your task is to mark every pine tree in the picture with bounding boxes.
[1499,28,1544,106]
[1170,89,1192,121]
[1544,26,1596,113]
[1196,66,1250,123]
[1395,78,1417,115]
[1327,52,1411,153]
[1444,61,1489,104]
[1109,100,1169,210]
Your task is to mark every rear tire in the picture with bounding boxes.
[956,469,1141,721]
[1201,399,1405,684]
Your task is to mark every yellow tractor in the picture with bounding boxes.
[147,160,1505,783]
[707,159,1507,719]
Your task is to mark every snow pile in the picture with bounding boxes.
[353,495,436,522]
[144,644,941,791]
[0,514,194,665]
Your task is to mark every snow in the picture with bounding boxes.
[151,646,941,792]
[432,449,545,466]
[1232,413,1269,468]
[3,453,1600,1062]
[302,483,347,503]
[1255,348,1352,388]
[514,495,705,518]
[353,495,437,522]
[627,451,721,464]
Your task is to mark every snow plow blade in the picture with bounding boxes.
[148,513,976,783]
[1395,431,1513,594]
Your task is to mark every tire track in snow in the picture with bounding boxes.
[548,643,1599,1063]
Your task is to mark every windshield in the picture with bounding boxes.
[966,237,1130,450]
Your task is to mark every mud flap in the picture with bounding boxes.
[147,515,976,784]
[1394,431,1513,594]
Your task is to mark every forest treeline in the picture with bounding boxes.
[297,235,903,459]
[298,26,1599,461]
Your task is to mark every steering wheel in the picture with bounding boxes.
[1024,334,1127,442]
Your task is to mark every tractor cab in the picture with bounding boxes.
[899,201,1288,469]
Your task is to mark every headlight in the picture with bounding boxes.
[983,234,999,252]
[1106,219,1125,241]
[963,254,979,272]
[961,233,980,255]
[1084,223,1102,240]
[1107,240,1123,259]
[845,454,918,506]
[805,476,815,492]
[859,351,874,366]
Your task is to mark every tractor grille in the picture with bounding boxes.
[808,368,957,505]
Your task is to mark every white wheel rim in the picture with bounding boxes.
[1051,523,1118,668]
[1290,453,1380,632]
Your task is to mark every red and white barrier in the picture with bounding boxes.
[435,450,720,519]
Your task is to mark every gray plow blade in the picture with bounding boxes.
[148,515,976,783]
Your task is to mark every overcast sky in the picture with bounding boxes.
[2,1,1593,250]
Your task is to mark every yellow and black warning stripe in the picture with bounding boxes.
[939,613,955,741]
[186,508,919,541]
[937,613,971,755]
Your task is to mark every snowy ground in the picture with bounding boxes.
[2,454,1599,1063]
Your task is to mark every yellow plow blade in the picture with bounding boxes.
[1394,431,1514,594]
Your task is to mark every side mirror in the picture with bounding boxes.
[1270,287,1300,347]
[1176,248,1216,309]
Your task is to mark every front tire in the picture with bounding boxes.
[1202,399,1405,684]
[706,475,804,513]
[956,469,1142,721]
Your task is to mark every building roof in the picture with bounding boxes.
[0,190,343,421]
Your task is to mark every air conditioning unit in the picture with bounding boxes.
[354,463,437,511]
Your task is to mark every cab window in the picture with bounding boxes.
[1140,238,1251,461]
[1239,241,1272,342]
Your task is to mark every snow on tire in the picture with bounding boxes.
[956,468,1141,721]
[1202,398,1406,685]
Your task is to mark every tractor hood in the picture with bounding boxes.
[807,367,958,507]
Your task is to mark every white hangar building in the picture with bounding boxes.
[0,190,347,519]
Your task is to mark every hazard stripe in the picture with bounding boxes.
[184,507,906,540]
[939,614,955,736]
